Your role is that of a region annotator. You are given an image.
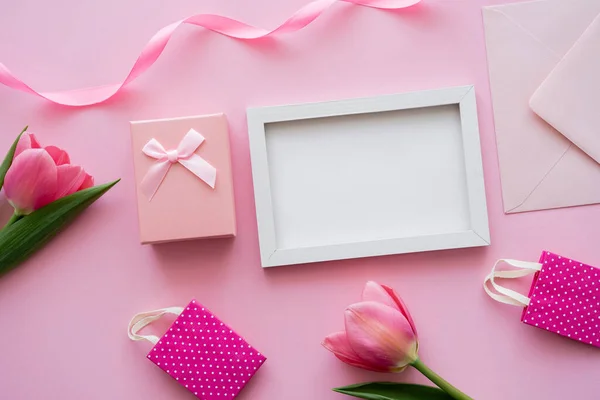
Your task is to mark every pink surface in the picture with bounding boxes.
[0,1,599,399]
[131,114,236,243]
[147,300,266,399]
[522,251,600,347]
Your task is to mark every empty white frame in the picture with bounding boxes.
[247,85,490,267]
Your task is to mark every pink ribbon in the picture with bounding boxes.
[0,0,420,107]
[140,129,217,201]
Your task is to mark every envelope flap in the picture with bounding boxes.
[530,13,600,164]
[506,144,600,213]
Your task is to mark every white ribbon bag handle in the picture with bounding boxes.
[483,259,542,307]
[127,306,184,345]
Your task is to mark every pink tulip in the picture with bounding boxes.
[324,282,473,400]
[323,281,418,372]
[3,133,94,216]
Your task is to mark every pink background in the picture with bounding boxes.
[0,0,599,399]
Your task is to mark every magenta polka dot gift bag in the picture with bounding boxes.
[484,251,600,347]
[128,300,266,399]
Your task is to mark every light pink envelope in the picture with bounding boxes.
[484,0,600,213]
[130,114,236,244]
[530,14,600,164]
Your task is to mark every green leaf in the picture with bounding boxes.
[0,179,119,274]
[0,126,28,189]
[333,382,455,400]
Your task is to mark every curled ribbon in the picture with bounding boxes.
[140,129,217,201]
[0,0,421,107]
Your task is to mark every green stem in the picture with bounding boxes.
[411,359,473,400]
[3,213,22,230]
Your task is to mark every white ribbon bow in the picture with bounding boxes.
[139,129,217,200]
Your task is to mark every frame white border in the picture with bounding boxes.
[247,85,490,267]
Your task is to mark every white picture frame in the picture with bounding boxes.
[247,85,490,267]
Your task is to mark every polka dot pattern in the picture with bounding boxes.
[147,300,266,400]
[522,252,600,347]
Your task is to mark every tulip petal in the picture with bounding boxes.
[55,165,86,199]
[345,301,418,371]
[14,133,41,158]
[381,284,418,336]
[323,331,390,372]
[44,146,71,166]
[79,172,94,190]
[362,281,401,311]
[4,149,57,214]
[362,282,418,336]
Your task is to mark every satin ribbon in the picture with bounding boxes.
[140,129,217,201]
[483,259,542,307]
[0,0,421,107]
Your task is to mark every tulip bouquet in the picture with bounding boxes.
[323,282,473,400]
[0,127,119,273]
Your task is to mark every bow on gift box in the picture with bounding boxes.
[140,129,217,200]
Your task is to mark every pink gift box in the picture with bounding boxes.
[147,300,266,400]
[130,114,236,244]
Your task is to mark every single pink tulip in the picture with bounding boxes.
[3,133,94,216]
[323,281,418,372]
[323,281,473,400]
